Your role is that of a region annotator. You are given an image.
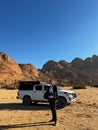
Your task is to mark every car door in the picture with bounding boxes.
[42,85,50,101]
[33,85,43,101]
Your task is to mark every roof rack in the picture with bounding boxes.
[19,81,40,84]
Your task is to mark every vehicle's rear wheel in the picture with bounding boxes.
[23,96,32,105]
[57,97,67,109]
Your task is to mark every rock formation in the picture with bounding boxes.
[0,52,49,88]
[41,55,98,85]
[0,52,98,88]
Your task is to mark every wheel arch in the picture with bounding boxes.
[23,95,31,100]
[58,96,67,102]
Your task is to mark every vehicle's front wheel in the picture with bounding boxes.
[57,97,67,109]
[23,96,32,106]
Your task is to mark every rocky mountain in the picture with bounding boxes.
[0,52,49,88]
[41,55,98,85]
[19,64,49,82]
[0,52,24,87]
[0,52,98,88]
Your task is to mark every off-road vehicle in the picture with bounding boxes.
[17,81,77,108]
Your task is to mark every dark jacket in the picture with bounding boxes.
[44,85,58,100]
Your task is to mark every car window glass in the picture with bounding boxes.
[44,85,50,91]
[35,85,42,90]
[19,83,34,90]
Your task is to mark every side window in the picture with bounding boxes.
[35,85,42,91]
[19,83,34,90]
[44,85,50,91]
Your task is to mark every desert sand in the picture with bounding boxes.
[0,86,98,130]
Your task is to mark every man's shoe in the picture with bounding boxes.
[54,121,58,126]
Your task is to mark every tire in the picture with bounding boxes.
[23,96,32,106]
[57,97,67,109]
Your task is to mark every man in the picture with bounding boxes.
[44,79,58,126]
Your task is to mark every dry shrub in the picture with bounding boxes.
[73,85,86,89]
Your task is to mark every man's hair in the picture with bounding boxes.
[49,79,55,85]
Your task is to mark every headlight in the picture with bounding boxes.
[64,92,77,98]
[64,92,71,96]
[64,92,74,97]
[72,93,77,98]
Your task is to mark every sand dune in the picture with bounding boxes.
[0,87,98,130]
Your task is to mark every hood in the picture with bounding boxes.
[58,89,75,94]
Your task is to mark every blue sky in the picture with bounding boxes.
[0,0,98,69]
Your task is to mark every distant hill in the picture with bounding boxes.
[0,52,98,88]
[41,55,98,85]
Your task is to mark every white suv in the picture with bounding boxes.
[17,81,77,109]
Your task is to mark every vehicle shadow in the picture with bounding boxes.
[0,103,50,111]
[0,122,54,130]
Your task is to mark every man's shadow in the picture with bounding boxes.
[0,121,55,130]
[0,103,59,129]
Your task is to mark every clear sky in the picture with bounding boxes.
[0,0,98,69]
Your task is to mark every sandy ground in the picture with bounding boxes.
[0,87,98,130]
